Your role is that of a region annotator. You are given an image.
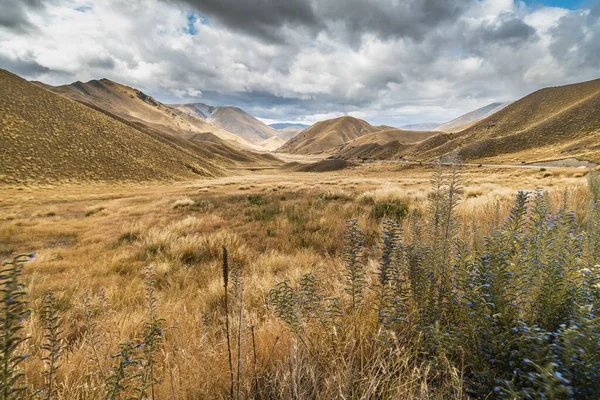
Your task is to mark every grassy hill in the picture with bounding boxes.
[410,78,600,163]
[260,136,287,151]
[332,128,438,160]
[278,116,380,154]
[276,126,304,141]
[39,80,262,151]
[0,69,225,184]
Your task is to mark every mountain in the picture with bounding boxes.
[278,116,380,154]
[260,136,287,151]
[400,123,441,131]
[0,69,224,184]
[276,126,305,142]
[270,123,309,142]
[434,102,509,133]
[37,79,262,151]
[269,123,309,130]
[173,103,278,144]
[409,78,600,163]
[333,129,438,160]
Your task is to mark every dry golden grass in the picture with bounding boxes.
[0,69,225,185]
[0,164,591,398]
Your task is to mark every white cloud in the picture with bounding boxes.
[0,0,598,126]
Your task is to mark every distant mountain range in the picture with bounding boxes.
[172,103,279,144]
[409,78,600,163]
[279,78,600,165]
[279,116,438,155]
[1,69,283,184]
[3,65,600,185]
[1,70,224,184]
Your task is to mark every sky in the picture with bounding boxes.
[1,0,599,126]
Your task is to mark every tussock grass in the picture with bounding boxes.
[0,165,596,398]
[171,197,195,209]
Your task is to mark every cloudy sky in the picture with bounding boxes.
[1,0,599,126]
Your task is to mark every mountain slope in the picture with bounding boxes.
[276,126,305,142]
[410,78,600,163]
[0,69,223,184]
[39,80,261,151]
[333,129,438,160]
[434,102,509,133]
[278,116,380,154]
[173,103,278,144]
[260,136,287,151]
[270,123,309,142]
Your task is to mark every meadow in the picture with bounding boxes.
[1,162,597,399]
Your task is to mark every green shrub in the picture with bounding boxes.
[370,199,409,221]
[247,195,267,206]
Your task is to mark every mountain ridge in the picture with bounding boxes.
[173,102,278,144]
[0,69,225,184]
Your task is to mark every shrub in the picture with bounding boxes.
[85,205,106,217]
[247,195,267,206]
[370,199,409,221]
[0,254,33,399]
[172,197,195,209]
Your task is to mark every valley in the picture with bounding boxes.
[2,64,600,399]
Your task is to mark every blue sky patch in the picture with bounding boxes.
[520,0,582,9]
[185,13,208,35]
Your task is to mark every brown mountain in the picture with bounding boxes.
[260,136,287,151]
[278,116,380,154]
[37,79,261,151]
[410,78,600,163]
[276,126,305,142]
[173,103,278,144]
[333,128,438,160]
[0,69,225,184]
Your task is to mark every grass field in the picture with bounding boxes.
[1,163,597,398]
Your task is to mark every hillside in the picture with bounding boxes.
[278,116,380,154]
[270,122,309,140]
[0,69,224,184]
[332,129,438,160]
[434,102,509,133]
[173,103,278,144]
[409,78,600,163]
[260,136,287,151]
[276,126,305,142]
[38,80,261,151]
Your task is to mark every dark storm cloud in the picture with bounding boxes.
[86,56,116,70]
[478,13,537,45]
[170,0,320,42]
[171,0,472,43]
[549,4,600,68]
[0,0,44,32]
[2,0,600,126]
[0,53,52,76]
[316,0,471,42]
